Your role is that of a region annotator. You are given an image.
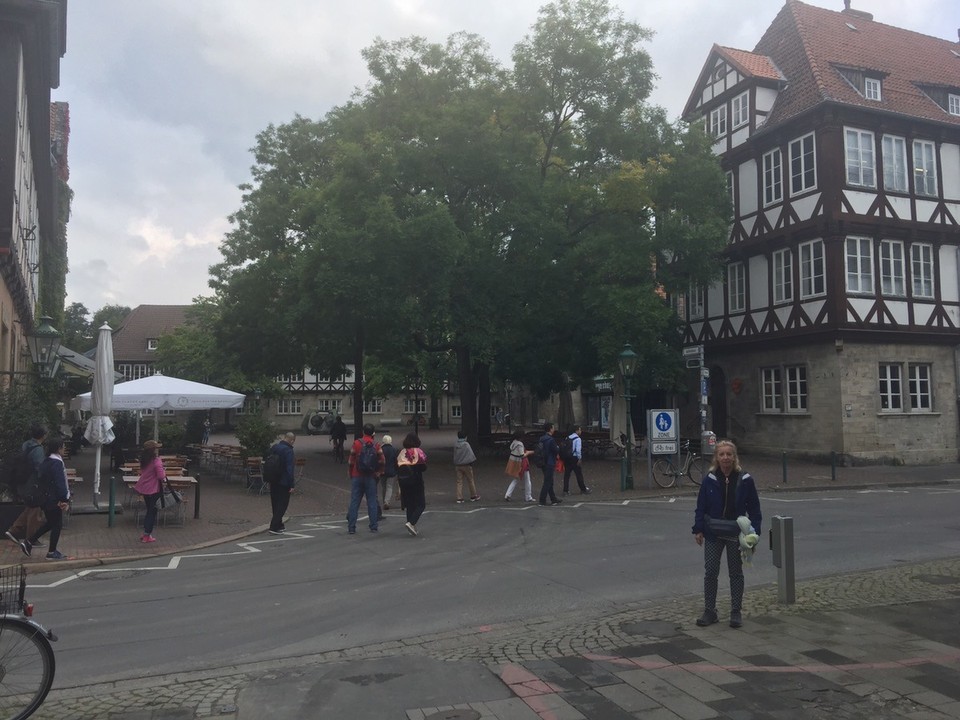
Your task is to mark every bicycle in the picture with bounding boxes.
[0,564,57,720]
[652,439,706,489]
[331,437,345,464]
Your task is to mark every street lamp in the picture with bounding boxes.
[504,380,513,433]
[618,344,639,491]
[26,315,63,379]
[412,372,422,437]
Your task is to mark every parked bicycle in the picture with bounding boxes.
[652,439,706,489]
[0,564,57,720]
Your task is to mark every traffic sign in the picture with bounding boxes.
[649,409,678,440]
[651,441,677,454]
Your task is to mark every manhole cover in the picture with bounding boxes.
[621,620,682,638]
[207,517,249,526]
[423,711,480,720]
[82,569,150,581]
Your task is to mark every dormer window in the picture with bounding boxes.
[864,77,881,101]
[949,93,960,116]
[146,338,159,351]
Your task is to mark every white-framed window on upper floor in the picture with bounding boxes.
[950,93,960,117]
[864,77,882,101]
[760,367,782,413]
[708,105,727,138]
[276,398,301,415]
[317,399,343,414]
[879,363,902,411]
[844,128,875,188]
[845,237,873,294]
[117,363,150,381]
[911,243,934,298]
[880,239,905,296]
[789,133,816,195]
[362,399,382,414]
[799,239,825,298]
[732,91,749,129]
[725,171,734,206]
[727,262,745,313]
[403,398,426,414]
[913,140,937,196]
[909,363,933,411]
[763,148,782,206]
[688,284,705,320]
[276,372,304,384]
[882,135,908,193]
[785,365,807,412]
[160,409,175,417]
[451,405,462,419]
[773,248,792,304]
[146,338,159,351]
[236,399,261,415]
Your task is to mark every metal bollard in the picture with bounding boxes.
[769,515,795,604]
[831,451,836,482]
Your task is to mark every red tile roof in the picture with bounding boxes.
[112,305,189,363]
[716,46,785,82]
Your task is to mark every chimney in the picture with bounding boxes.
[844,0,850,8]
[841,1,874,21]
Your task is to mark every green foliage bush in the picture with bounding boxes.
[235,415,279,460]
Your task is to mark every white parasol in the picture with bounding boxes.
[84,323,115,502]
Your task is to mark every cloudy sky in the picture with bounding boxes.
[55,0,957,313]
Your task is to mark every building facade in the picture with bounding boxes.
[681,1,960,463]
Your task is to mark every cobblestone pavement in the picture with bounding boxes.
[10,430,960,718]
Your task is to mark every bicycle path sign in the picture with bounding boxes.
[648,409,678,454]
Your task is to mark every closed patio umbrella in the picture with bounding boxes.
[84,323,115,505]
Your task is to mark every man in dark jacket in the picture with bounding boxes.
[5,425,47,556]
[268,432,297,535]
[537,422,562,506]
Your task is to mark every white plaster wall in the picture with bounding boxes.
[941,142,960,201]
[739,159,758,216]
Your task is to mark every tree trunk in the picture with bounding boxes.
[429,393,440,429]
[352,328,365,439]
[456,344,477,442]
[476,361,491,439]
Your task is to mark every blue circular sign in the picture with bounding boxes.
[655,412,672,432]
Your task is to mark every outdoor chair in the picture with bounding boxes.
[245,457,268,495]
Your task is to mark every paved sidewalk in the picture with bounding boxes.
[6,429,960,719]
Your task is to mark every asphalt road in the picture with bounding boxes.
[28,483,960,691]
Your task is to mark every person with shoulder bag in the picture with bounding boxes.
[504,430,533,502]
[133,440,166,544]
[691,439,762,629]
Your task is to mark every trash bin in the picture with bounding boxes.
[701,431,717,457]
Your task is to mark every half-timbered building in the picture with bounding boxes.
[680,0,960,462]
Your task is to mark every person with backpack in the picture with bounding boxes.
[453,430,480,503]
[346,423,384,535]
[267,432,297,535]
[396,432,427,536]
[4,425,48,556]
[537,422,562,506]
[25,436,71,560]
[561,425,591,496]
[380,434,399,512]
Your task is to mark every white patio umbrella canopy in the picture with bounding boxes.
[83,323,115,498]
[72,374,246,413]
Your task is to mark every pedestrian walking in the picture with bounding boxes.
[133,439,166,544]
[537,422,562,506]
[561,425,591,495]
[267,432,297,535]
[380,434,399,510]
[28,437,71,560]
[202,418,211,445]
[504,430,533,502]
[346,424,383,534]
[397,432,427,536]
[5,425,47,556]
[453,430,479,503]
[692,439,762,629]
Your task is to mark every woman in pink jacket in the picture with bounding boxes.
[133,440,165,543]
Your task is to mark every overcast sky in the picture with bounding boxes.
[54,0,957,314]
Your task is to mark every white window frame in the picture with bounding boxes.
[276,372,304,384]
[451,405,462,419]
[317,399,343,414]
[785,365,807,412]
[879,364,903,412]
[880,239,905,297]
[236,399,261,415]
[732,91,749,129]
[160,409,176,417]
[911,243,934,298]
[403,398,426,414]
[362,399,383,414]
[882,135,908,193]
[845,237,874,294]
[727,262,746,313]
[688,284,705,320]
[864,77,881,101]
[950,93,960,117]
[709,105,727,138]
[725,170,734,206]
[276,399,302,415]
[909,364,932,411]
[844,128,875,188]
[913,140,937,196]
[146,338,159,351]
[761,367,782,412]
[773,248,792,304]
[799,239,825,298]
[763,148,782,206]
[789,133,816,195]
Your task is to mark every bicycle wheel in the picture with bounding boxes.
[0,617,55,720]
[652,459,677,488]
[687,457,706,486]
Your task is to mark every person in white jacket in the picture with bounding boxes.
[453,431,479,503]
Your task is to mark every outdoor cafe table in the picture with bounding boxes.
[123,475,201,519]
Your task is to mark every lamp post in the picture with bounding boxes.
[618,344,638,491]
[26,315,63,379]
[412,372,422,437]
[505,380,513,433]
